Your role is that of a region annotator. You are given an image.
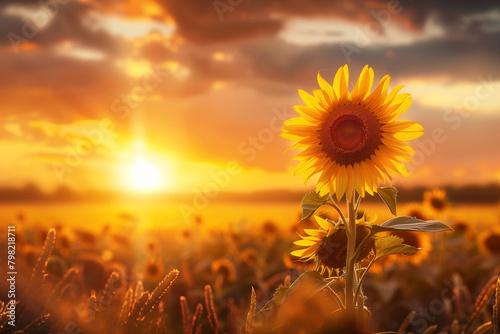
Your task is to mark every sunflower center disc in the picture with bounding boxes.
[331,117,365,150]
[320,104,382,165]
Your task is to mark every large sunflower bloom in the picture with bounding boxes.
[281,65,423,201]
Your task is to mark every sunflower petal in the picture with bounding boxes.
[315,216,332,231]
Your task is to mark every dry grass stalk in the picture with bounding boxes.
[190,303,204,334]
[134,281,144,304]
[494,279,500,334]
[118,288,134,326]
[46,266,79,310]
[14,314,50,334]
[50,267,79,300]
[180,296,192,334]
[465,276,500,333]
[422,324,437,334]
[98,272,121,307]
[472,321,492,334]
[398,310,416,334]
[204,285,219,334]
[31,229,56,283]
[139,269,179,318]
[124,291,150,329]
[245,287,256,334]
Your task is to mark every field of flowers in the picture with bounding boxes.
[2,188,500,334]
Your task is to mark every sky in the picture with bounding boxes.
[1,0,500,194]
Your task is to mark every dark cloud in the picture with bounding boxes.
[240,28,500,89]
[143,0,500,42]
[1,1,124,55]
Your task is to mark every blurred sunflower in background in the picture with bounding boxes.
[292,216,373,276]
[281,64,423,201]
[142,257,165,282]
[404,202,428,220]
[211,258,237,283]
[424,188,449,213]
[478,229,500,256]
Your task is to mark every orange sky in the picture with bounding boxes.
[1,0,500,193]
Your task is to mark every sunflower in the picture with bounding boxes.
[404,202,427,221]
[211,258,237,283]
[292,216,374,275]
[142,257,165,282]
[424,188,448,212]
[281,65,422,201]
[478,230,500,256]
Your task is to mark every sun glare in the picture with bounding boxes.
[130,158,162,191]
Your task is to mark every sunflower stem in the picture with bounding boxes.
[354,256,376,305]
[344,190,357,316]
[354,193,362,212]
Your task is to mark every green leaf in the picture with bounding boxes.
[300,192,330,222]
[377,186,398,216]
[373,235,419,261]
[377,216,453,232]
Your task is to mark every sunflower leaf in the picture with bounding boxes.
[372,216,453,233]
[300,192,330,222]
[374,235,419,261]
[377,186,398,216]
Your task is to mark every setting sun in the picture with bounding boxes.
[130,158,162,191]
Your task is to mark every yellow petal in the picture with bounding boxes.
[351,65,372,104]
[317,72,334,100]
[294,239,317,246]
[394,131,423,141]
[298,89,324,111]
[315,216,332,231]
[293,105,325,123]
[335,165,348,202]
[364,75,390,109]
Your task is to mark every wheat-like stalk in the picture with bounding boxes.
[124,291,150,329]
[397,310,415,334]
[14,314,50,334]
[98,272,121,307]
[245,287,256,334]
[472,322,492,334]
[31,229,56,283]
[421,324,437,334]
[494,279,500,334]
[139,269,179,318]
[465,276,500,333]
[204,285,219,334]
[18,230,55,325]
[180,296,192,334]
[190,303,203,334]
[118,288,134,326]
[134,281,144,304]
[46,266,79,310]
